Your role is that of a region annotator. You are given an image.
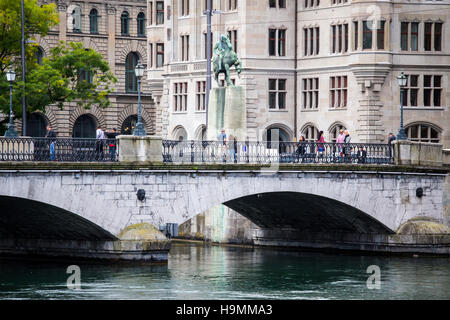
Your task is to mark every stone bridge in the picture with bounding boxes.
[0,163,448,258]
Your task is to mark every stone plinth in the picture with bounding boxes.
[393,140,443,167]
[117,135,163,163]
[207,86,247,141]
[443,149,450,167]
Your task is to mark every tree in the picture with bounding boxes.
[22,41,117,113]
[0,1,117,119]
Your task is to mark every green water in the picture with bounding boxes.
[0,243,449,300]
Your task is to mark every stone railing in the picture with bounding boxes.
[169,61,208,73]
[393,140,443,167]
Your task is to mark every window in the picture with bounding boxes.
[125,52,139,93]
[228,0,238,11]
[174,82,188,112]
[278,29,286,56]
[203,32,213,59]
[156,43,164,67]
[180,0,189,16]
[36,47,44,65]
[73,115,96,138]
[149,2,153,25]
[423,75,442,107]
[401,22,408,51]
[269,29,276,56]
[181,35,190,61]
[406,124,440,143]
[301,125,319,142]
[424,22,432,51]
[72,6,82,33]
[27,113,48,137]
[269,0,286,8]
[329,124,346,143]
[401,74,419,107]
[196,81,206,111]
[302,78,319,109]
[377,21,385,49]
[331,23,348,54]
[121,115,138,135]
[156,1,164,25]
[121,11,129,35]
[434,22,442,51]
[137,12,146,36]
[89,9,98,34]
[303,27,319,56]
[353,21,358,50]
[304,0,319,8]
[362,21,372,49]
[332,0,348,4]
[268,79,287,110]
[149,43,153,68]
[330,76,347,108]
[411,22,419,51]
[79,68,93,84]
[227,30,238,53]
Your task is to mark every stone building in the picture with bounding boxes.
[148,0,449,147]
[7,0,156,138]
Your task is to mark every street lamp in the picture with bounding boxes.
[397,72,408,140]
[133,60,146,136]
[5,69,18,137]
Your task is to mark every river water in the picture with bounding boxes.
[0,242,449,300]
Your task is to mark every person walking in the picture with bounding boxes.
[45,125,56,161]
[336,129,346,162]
[343,130,351,163]
[295,135,307,163]
[317,131,326,160]
[357,146,367,164]
[96,125,105,160]
[388,133,396,158]
[105,128,118,161]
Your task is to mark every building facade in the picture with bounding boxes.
[148,0,449,147]
[13,0,156,138]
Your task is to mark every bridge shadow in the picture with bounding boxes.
[0,196,117,241]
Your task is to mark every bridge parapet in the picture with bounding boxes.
[393,140,443,167]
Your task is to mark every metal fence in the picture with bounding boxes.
[163,140,394,165]
[0,137,118,162]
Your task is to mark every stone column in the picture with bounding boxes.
[107,5,116,75]
[117,135,163,163]
[58,2,67,41]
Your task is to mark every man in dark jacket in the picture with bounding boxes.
[388,133,396,158]
[105,128,118,161]
[45,125,56,161]
[357,146,367,164]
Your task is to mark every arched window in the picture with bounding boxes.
[36,47,44,65]
[27,113,48,137]
[265,127,290,152]
[301,124,319,142]
[89,8,99,34]
[125,52,139,93]
[73,114,97,138]
[72,6,82,33]
[195,125,207,141]
[406,123,440,143]
[172,126,188,141]
[121,11,129,35]
[137,12,146,36]
[329,123,346,142]
[121,115,139,135]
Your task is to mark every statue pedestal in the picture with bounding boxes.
[207,86,246,141]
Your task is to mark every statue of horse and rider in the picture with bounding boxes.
[213,35,242,87]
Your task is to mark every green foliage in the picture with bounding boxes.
[0,1,116,118]
[21,42,117,113]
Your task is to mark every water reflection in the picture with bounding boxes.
[0,243,448,300]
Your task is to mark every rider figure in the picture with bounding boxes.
[214,34,233,71]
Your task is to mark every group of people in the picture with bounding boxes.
[217,129,238,163]
[43,125,118,161]
[295,129,368,164]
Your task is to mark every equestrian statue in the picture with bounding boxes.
[213,34,242,87]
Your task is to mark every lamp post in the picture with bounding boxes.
[21,0,27,136]
[397,72,408,140]
[133,60,146,136]
[5,70,18,137]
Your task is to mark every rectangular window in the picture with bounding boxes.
[330,76,347,108]
[304,28,308,56]
[303,27,319,56]
[304,0,319,8]
[181,0,190,16]
[423,75,442,107]
[149,43,153,68]
[411,22,418,51]
[174,82,188,112]
[353,21,358,50]
[227,30,238,54]
[268,79,287,109]
[269,29,276,56]
[424,22,432,51]
[156,43,164,67]
[204,32,213,59]
[278,29,286,56]
[363,21,372,49]
[269,0,276,8]
[434,22,442,51]
[401,22,408,51]
[181,35,189,61]
[228,0,238,11]
[156,1,164,25]
[377,21,385,49]
[196,81,206,111]
[331,23,348,54]
[302,77,319,109]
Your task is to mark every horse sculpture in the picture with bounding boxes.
[213,35,242,87]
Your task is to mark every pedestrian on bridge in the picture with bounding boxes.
[45,125,56,161]
[96,126,105,161]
